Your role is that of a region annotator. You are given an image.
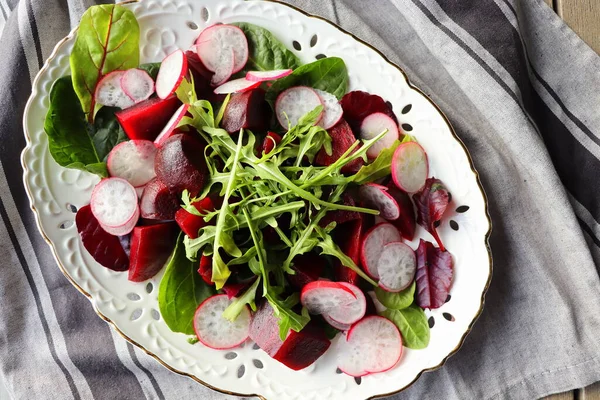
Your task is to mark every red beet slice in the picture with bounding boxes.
[340,90,398,133]
[116,95,182,141]
[314,119,363,174]
[198,254,213,285]
[320,192,360,228]
[386,182,416,240]
[415,239,453,309]
[76,205,129,271]
[259,131,282,156]
[185,50,214,101]
[140,178,180,220]
[155,134,208,197]
[250,301,330,370]
[175,196,215,239]
[333,216,363,285]
[288,253,326,290]
[221,89,270,133]
[128,222,178,282]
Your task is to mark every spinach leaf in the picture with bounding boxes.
[375,281,415,310]
[159,234,216,335]
[92,106,128,161]
[232,23,301,71]
[382,304,430,349]
[70,4,140,122]
[266,57,349,105]
[139,62,162,81]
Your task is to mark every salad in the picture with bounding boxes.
[46,4,455,376]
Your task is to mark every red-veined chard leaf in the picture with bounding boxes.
[415,239,453,309]
[412,177,450,251]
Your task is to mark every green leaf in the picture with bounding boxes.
[232,23,301,71]
[139,62,161,80]
[266,57,349,105]
[222,277,261,321]
[381,304,430,349]
[266,292,310,340]
[159,234,216,335]
[352,140,400,185]
[70,4,140,122]
[44,76,126,178]
[375,281,415,310]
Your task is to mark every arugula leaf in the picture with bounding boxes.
[232,23,301,71]
[352,140,400,185]
[70,5,140,122]
[222,277,261,320]
[158,234,216,334]
[44,76,126,177]
[375,281,415,310]
[266,292,310,340]
[266,57,349,105]
[139,62,161,80]
[381,304,430,349]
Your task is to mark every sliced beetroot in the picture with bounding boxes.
[250,301,286,356]
[121,68,154,104]
[320,192,360,228]
[196,24,249,74]
[246,69,293,82]
[413,178,450,251]
[377,242,416,293]
[140,178,180,220]
[155,134,207,197]
[386,183,416,241]
[76,205,129,271]
[259,131,282,156]
[288,253,326,290]
[185,50,214,101]
[221,89,270,133]
[213,78,261,95]
[198,254,213,285]
[275,86,323,128]
[128,222,178,282]
[194,294,251,349]
[315,89,343,130]
[333,216,363,285]
[314,119,363,174]
[175,196,215,239]
[90,178,139,236]
[116,95,182,141]
[337,315,402,376]
[340,90,398,133]
[301,281,356,315]
[358,183,400,220]
[360,223,402,279]
[154,104,191,147]
[392,142,429,193]
[415,239,453,309]
[107,140,157,187]
[360,112,400,159]
[326,282,366,325]
[156,49,188,99]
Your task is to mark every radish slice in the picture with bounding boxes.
[107,140,157,187]
[95,71,134,109]
[361,223,402,279]
[246,69,293,82]
[337,316,402,376]
[121,69,155,103]
[359,183,400,220]
[300,281,356,315]
[210,48,235,86]
[326,282,366,325]
[315,89,343,129]
[90,178,139,236]
[194,294,251,350]
[391,142,429,193]
[156,50,188,99]
[360,112,400,159]
[275,86,323,128]
[154,104,190,147]
[323,313,351,331]
[377,242,417,292]
[213,78,261,94]
[196,24,249,74]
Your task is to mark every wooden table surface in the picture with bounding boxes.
[542,0,600,398]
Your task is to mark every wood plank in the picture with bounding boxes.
[542,392,574,400]
[580,381,600,399]
[556,0,600,54]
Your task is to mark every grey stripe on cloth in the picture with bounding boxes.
[2,0,600,399]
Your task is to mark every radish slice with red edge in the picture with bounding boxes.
[360,223,402,279]
[154,104,190,147]
[193,294,251,350]
[391,141,429,193]
[377,242,416,292]
[121,69,154,103]
[358,183,400,220]
[156,49,188,99]
[300,281,356,315]
[337,315,402,376]
[246,69,293,82]
[275,86,323,128]
[323,313,351,331]
[90,178,139,236]
[360,112,400,159]
[326,282,366,325]
[107,140,157,187]
[95,71,134,109]
[315,89,343,129]
[213,78,261,94]
[210,48,234,86]
[196,24,248,74]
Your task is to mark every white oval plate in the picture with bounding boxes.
[21,0,492,398]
